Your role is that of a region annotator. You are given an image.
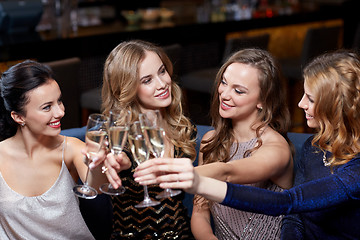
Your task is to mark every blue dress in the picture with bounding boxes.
[221,137,360,239]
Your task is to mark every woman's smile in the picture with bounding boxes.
[156,88,170,99]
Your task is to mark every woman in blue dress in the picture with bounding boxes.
[133,49,360,239]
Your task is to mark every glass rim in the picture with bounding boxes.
[88,113,109,123]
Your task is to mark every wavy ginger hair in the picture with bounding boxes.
[201,48,291,164]
[101,40,196,159]
[304,49,360,169]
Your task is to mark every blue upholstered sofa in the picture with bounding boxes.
[61,125,312,240]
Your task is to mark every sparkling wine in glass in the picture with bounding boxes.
[100,109,130,195]
[139,110,181,199]
[73,113,109,199]
[128,121,160,208]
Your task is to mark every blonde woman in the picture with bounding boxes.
[101,40,196,239]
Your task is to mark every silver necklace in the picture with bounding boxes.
[322,152,331,167]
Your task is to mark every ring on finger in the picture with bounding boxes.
[101,166,108,174]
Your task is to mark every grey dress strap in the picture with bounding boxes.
[0,136,95,240]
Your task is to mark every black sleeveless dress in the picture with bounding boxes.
[110,127,196,240]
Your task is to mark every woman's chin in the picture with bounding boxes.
[306,119,319,129]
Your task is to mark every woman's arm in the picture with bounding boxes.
[195,130,293,188]
[67,136,108,191]
[191,197,218,240]
[133,158,227,201]
[134,157,360,216]
[191,136,219,240]
[222,160,360,216]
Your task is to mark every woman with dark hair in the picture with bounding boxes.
[134,49,360,239]
[0,60,106,239]
[189,48,293,239]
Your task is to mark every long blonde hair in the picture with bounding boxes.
[304,49,360,168]
[201,48,291,164]
[101,40,196,159]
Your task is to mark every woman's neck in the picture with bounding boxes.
[232,120,265,143]
[13,128,62,156]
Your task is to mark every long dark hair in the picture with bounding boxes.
[0,60,54,141]
[202,48,291,163]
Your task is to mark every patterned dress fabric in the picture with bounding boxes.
[222,136,360,239]
[110,128,196,240]
[211,138,283,240]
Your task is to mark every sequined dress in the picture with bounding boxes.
[211,138,283,240]
[110,129,196,240]
[0,137,94,240]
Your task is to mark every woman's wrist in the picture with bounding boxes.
[196,176,227,203]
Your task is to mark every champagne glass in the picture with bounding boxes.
[128,121,160,208]
[100,109,130,195]
[139,110,181,199]
[73,113,108,199]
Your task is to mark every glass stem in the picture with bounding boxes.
[83,165,90,187]
[143,185,151,201]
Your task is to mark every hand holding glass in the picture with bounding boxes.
[128,121,160,208]
[139,110,181,199]
[100,109,130,195]
[73,113,108,199]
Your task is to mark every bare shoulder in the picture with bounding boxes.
[62,136,85,159]
[202,130,216,142]
[261,128,289,148]
[0,138,11,148]
[259,128,293,187]
[0,139,13,157]
[256,128,292,163]
[64,135,85,147]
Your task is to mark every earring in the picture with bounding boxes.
[20,122,25,127]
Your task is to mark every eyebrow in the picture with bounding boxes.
[39,94,62,108]
[158,64,165,72]
[139,64,165,82]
